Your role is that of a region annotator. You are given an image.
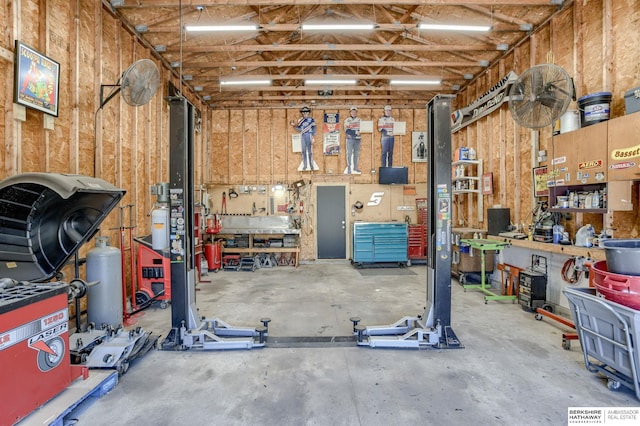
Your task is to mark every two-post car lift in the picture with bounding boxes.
[351,95,463,349]
[161,96,268,350]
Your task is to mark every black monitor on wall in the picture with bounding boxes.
[379,167,408,185]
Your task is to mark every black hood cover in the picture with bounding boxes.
[0,173,125,282]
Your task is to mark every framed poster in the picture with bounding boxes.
[14,40,60,117]
[482,173,493,195]
[533,166,549,197]
[411,131,427,162]
[323,112,340,155]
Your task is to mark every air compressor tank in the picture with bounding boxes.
[151,206,170,250]
[87,236,123,327]
[151,182,170,250]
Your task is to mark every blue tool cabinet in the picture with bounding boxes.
[352,222,408,266]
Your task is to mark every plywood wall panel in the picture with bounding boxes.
[242,109,259,183]
[228,110,244,183]
[398,108,412,174]
[579,0,606,95]
[21,109,45,171]
[285,109,301,180]
[371,108,385,170]
[257,109,272,182]
[610,0,640,116]
[98,17,118,187]
[210,110,230,183]
[356,108,373,181]
[271,109,287,184]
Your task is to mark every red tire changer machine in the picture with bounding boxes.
[0,173,125,425]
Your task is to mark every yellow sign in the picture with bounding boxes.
[611,144,640,160]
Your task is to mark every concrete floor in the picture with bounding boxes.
[72,262,638,425]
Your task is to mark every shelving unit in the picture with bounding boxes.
[219,233,300,267]
[548,116,636,235]
[452,159,484,221]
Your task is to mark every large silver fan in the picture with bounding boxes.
[100,59,160,109]
[508,64,575,129]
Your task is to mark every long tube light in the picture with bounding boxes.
[305,79,357,85]
[302,24,375,31]
[185,25,258,32]
[390,79,441,85]
[419,23,491,32]
[220,79,272,86]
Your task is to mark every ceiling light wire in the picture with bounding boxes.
[372,4,377,28]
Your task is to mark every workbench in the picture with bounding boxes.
[216,215,301,267]
[459,238,515,303]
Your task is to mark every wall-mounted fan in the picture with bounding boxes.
[508,64,575,129]
[99,59,160,109]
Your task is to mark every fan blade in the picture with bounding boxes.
[537,92,565,110]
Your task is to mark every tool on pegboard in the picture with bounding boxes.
[221,191,227,214]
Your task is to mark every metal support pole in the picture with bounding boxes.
[161,97,267,350]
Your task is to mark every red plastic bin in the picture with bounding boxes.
[591,260,640,310]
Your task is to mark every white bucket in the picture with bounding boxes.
[560,110,580,134]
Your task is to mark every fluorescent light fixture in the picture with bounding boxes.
[419,23,491,32]
[390,79,441,85]
[220,79,272,86]
[302,24,375,31]
[185,25,258,32]
[305,79,357,85]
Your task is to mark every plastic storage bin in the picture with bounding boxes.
[563,287,640,400]
[591,260,640,310]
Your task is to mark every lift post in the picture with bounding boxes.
[354,95,463,349]
[160,97,268,350]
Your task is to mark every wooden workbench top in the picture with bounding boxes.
[486,235,606,261]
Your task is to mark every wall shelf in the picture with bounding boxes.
[452,159,483,221]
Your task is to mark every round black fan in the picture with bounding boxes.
[508,64,575,129]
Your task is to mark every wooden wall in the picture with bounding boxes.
[451,0,640,239]
[0,1,205,284]
[206,107,427,185]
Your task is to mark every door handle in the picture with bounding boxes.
[341,220,346,229]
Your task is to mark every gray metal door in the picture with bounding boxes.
[316,185,346,259]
